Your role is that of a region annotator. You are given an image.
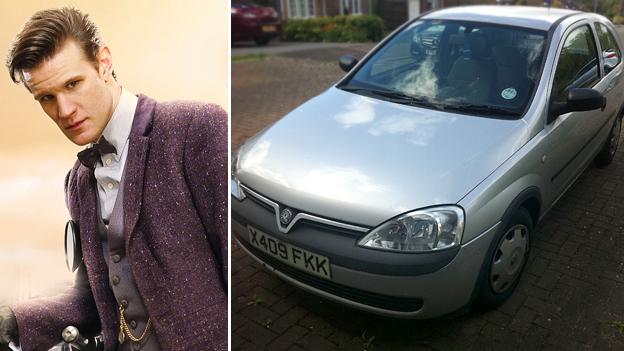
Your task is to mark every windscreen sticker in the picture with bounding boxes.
[501,87,517,100]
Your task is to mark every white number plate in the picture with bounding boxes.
[262,25,277,33]
[247,225,331,279]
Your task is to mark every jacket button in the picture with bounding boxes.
[130,320,137,329]
[121,299,128,308]
[111,254,121,263]
[112,275,120,285]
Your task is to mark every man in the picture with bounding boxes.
[0,7,227,351]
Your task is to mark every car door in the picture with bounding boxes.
[543,21,608,206]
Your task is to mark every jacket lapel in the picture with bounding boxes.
[124,136,149,249]
[123,95,156,248]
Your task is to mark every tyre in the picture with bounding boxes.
[477,207,532,307]
[595,116,621,167]
[254,37,270,46]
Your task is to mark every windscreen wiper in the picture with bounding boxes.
[442,103,521,116]
[341,86,443,109]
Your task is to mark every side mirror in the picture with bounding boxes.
[339,55,358,73]
[548,88,605,123]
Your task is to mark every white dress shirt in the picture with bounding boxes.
[94,88,138,224]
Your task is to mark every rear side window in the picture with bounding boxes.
[552,25,599,101]
[595,22,621,74]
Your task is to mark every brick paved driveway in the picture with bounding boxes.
[232,44,624,351]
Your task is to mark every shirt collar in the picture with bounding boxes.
[99,88,138,160]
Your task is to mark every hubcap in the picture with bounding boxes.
[609,118,621,157]
[490,224,529,294]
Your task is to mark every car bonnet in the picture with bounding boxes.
[235,87,529,227]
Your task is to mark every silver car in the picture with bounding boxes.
[231,6,623,318]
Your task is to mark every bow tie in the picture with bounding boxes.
[77,137,117,169]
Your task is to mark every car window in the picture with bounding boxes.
[341,20,547,117]
[595,22,621,74]
[552,25,600,101]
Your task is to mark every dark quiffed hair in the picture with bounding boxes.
[6,7,111,84]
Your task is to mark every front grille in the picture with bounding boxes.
[297,219,364,239]
[239,238,424,313]
[258,18,278,24]
[245,191,275,214]
[240,184,369,238]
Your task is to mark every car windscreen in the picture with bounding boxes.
[339,20,547,118]
[232,1,258,8]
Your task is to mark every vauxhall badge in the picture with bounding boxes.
[279,208,294,225]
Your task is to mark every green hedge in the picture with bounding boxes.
[283,15,385,42]
[613,15,624,25]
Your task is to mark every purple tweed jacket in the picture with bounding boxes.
[11,95,228,351]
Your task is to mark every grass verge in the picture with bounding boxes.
[232,53,269,62]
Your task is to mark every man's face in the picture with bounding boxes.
[24,39,114,146]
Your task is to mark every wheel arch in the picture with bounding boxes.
[467,186,542,308]
[502,187,542,228]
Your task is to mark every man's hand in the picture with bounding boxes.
[0,306,17,351]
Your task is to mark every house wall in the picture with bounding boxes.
[281,0,374,20]
[281,0,319,19]
[444,0,545,6]
[362,0,372,14]
[326,0,341,15]
[332,0,372,16]
[380,0,551,29]
[282,0,550,25]
[281,0,289,19]
[378,0,408,29]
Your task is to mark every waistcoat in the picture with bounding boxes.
[98,173,160,351]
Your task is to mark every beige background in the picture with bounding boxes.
[0,1,228,304]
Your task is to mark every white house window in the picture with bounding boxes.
[342,0,362,14]
[288,0,314,18]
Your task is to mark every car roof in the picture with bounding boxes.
[422,5,582,31]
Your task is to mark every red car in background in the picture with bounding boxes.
[232,1,281,45]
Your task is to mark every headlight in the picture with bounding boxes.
[231,153,245,201]
[357,206,464,252]
[231,177,245,201]
[231,151,239,176]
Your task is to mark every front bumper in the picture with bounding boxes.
[232,20,281,41]
[232,186,499,319]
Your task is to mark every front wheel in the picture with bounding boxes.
[595,116,621,167]
[254,37,270,46]
[477,207,532,307]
